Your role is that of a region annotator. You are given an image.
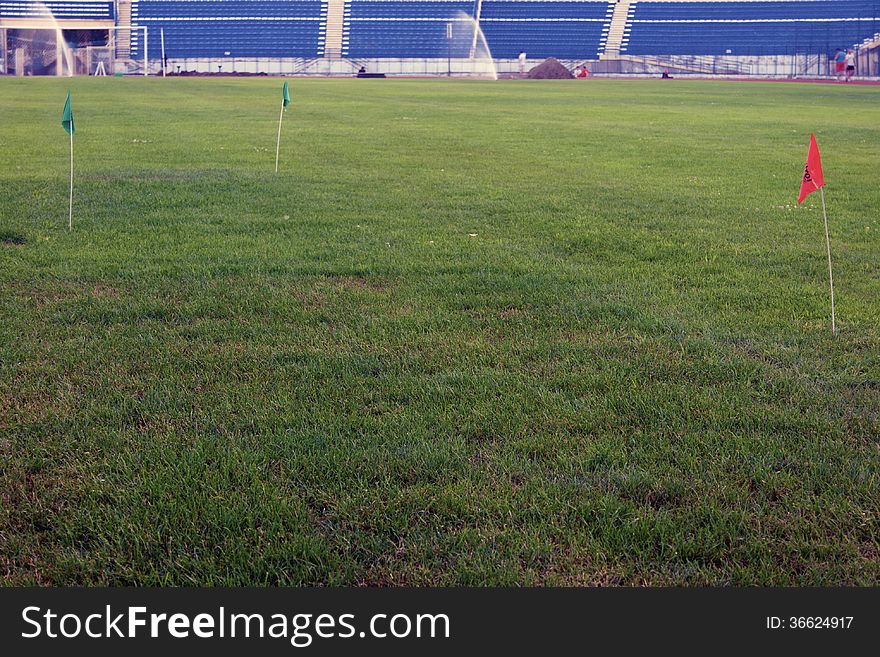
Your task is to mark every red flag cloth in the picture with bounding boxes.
[797,133,825,204]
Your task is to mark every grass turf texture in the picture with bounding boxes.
[1,77,878,586]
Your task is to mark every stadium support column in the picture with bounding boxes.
[470,0,484,59]
[15,46,25,76]
[143,26,148,75]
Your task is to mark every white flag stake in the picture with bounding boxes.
[61,91,75,229]
[819,187,836,336]
[275,98,284,173]
[799,133,835,336]
[69,128,74,230]
[275,82,291,172]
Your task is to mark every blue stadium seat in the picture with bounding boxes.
[480,1,612,58]
[0,1,114,20]
[623,1,880,55]
[131,0,326,59]
[345,1,614,58]
[482,1,610,20]
[348,1,476,18]
[346,1,475,58]
[115,1,880,62]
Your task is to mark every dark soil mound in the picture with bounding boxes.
[0,230,26,246]
[526,58,573,79]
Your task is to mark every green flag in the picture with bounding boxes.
[282,81,291,108]
[61,91,75,135]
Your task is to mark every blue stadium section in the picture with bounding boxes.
[134,0,324,18]
[624,1,880,56]
[130,0,326,59]
[348,0,476,17]
[346,21,464,58]
[480,1,613,58]
[345,0,614,58]
[0,1,113,20]
[345,1,477,58]
[632,1,880,21]
[23,0,875,63]
[481,0,610,20]
[480,21,609,59]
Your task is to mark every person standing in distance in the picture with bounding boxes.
[845,49,856,82]
[833,48,846,81]
[518,51,527,78]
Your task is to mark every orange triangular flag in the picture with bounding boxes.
[797,133,825,204]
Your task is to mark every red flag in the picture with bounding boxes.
[797,133,825,204]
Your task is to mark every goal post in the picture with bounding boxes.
[0,22,151,76]
[102,24,149,75]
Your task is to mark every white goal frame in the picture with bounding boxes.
[105,24,149,76]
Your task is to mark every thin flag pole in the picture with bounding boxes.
[819,187,836,335]
[160,28,167,78]
[275,98,284,173]
[69,129,74,231]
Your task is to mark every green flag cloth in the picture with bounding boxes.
[61,92,75,135]
[282,81,291,108]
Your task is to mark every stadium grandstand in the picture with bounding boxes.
[2,0,879,76]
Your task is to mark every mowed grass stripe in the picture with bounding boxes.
[0,78,878,585]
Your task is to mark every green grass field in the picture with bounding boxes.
[1,77,878,586]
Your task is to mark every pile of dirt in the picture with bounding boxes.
[0,230,26,247]
[526,58,573,79]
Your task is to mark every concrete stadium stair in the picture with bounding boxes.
[323,0,346,58]
[862,32,880,49]
[601,0,633,58]
[115,0,132,60]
